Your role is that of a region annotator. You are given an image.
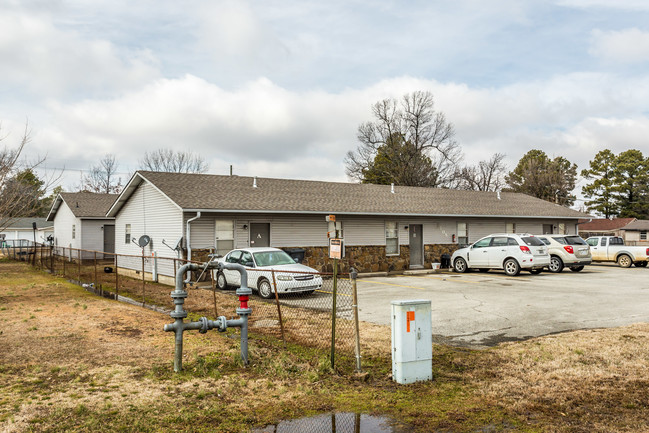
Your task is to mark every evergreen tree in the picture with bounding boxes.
[581,149,619,218]
[505,149,577,206]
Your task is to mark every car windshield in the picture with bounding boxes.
[253,250,296,267]
[564,236,587,245]
[522,236,544,246]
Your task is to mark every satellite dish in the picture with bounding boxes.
[138,235,151,248]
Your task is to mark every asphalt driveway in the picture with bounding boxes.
[356,263,649,347]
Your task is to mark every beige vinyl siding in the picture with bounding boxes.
[80,219,114,259]
[115,182,182,277]
[235,220,249,248]
[341,218,384,246]
[186,216,214,249]
[515,221,541,234]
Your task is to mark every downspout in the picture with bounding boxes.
[186,211,201,261]
[186,211,201,279]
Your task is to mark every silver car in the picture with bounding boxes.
[451,233,550,276]
[537,235,591,273]
[215,247,323,298]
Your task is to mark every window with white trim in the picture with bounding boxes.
[125,224,131,244]
[215,220,234,257]
[72,224,76,239]
[457,222,468,245]
[641,231,647,241]
[385,221,399,255]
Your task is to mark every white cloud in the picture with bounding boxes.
[589,28,649,64]
[28,72,649,190]
[0,8,160,98]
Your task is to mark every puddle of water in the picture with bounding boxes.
[251,412,409,433]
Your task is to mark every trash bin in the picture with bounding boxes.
[440,253,451,269]
[283,247,306,263]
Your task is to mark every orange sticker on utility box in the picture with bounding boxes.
[407,311,415,332]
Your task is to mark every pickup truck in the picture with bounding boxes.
[585,236,649,268]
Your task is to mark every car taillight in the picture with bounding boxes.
[646,248,649,256]
[519,245,531,254]
[564,246,574,254]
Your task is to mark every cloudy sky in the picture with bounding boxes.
[3,0,649,204]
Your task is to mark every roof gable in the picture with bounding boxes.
[47,192,118,221]
[578,218,636,231]
[108,171,590,219]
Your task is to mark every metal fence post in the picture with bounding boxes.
[115,254,119,299]
[330,258,338,369]
[271,270,286,343]
[94,251,98,292]
[77,249,81,283]
[141,251,146,306]
[351,268,362,372]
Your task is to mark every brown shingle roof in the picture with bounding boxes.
[110,171,589,219]
[621,220,649,231]
[578,218,636,231]
[54,192,118,219]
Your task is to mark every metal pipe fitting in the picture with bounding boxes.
[164,261,252,372]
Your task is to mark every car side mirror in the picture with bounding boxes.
[294,257,299,263]
[244,261,254,268]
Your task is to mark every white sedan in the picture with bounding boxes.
[214,247,323,298]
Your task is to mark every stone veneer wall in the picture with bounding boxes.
[192,245,460,274]
[301,244,459,273]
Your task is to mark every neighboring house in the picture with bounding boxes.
[0,217,53,245]
[107,171,590,279]
[618,220,649,246]
[46,192,118,258]
[577,218,636,240]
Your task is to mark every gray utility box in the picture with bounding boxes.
[391,300,433,384]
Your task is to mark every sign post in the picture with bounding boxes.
[328,215,342,369]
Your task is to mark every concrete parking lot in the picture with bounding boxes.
[355,263,649,348]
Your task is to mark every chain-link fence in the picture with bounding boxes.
[251,412,393,433]
[2,240,361,369]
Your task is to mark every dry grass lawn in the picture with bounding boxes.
[1,259,648,432]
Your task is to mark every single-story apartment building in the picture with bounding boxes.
[0,217,53,246]
[107,171,590,280]
[617,219,649,245]
[577,218,637,240]
[47,192,118,259]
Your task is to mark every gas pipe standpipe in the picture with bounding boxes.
[163,261,252,372]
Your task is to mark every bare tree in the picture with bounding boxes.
[83,154,123,194]
[345,91,462,187]
[0,122,59,231]
[456,153,507,191]
[139,149,208,173]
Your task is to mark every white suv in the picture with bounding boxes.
[451,234,550,276]
[537,235,591,273]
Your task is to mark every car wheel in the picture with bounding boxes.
[454,257,468,273]
[216,272,229,290]
[503,259,520,276]
[478,268,489,273]
[258,278,274,299]
[529,269,542,274]
[569,266,584,272]
[634,261,648,267]
[549,256,564,273]
[617,254,633,268]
